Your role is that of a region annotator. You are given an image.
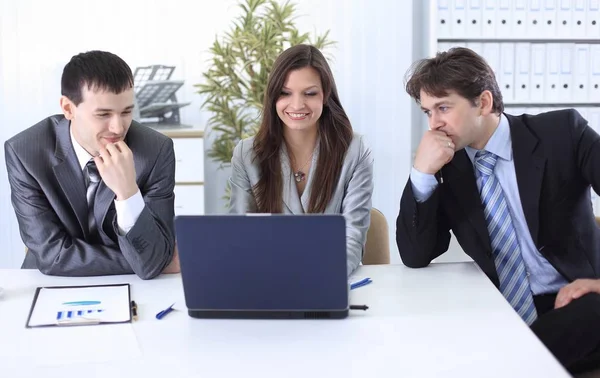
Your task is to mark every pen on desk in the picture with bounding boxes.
[131,300,138,321]
[349,305,369,311]
[350,277,372,290]
[156,303,175,320]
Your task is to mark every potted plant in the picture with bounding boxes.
[195,0,335,201]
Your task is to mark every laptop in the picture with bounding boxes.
[174,214,349,319]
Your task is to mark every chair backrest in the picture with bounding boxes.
[363,208,390,265]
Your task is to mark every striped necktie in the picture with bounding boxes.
[474,150,538,325]
[84,159,101,239]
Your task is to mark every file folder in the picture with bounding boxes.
[500,43,516,103]
[588,0,600,38]
[545,43,561,102]
[514,43,531,102]
[530,44,546,101]
[542,0,558,37]
[559,43,574,102]
[437,0,452,38]
[557,0,572,38]
[451,0,468,37]
[573,44,590,102]
[496,0,513,37]
[590,45,600,102]
[512,0,528,37]
[527,0,543,37]
[481,0,496,37]
[572,0,587,38]
[466,0,483,36]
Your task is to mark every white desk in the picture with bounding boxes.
[0,263,570,378]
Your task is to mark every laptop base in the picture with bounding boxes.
[188,309,348,320]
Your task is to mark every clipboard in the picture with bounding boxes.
[25,283,132,328]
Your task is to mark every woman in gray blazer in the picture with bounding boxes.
[229,44,374,275]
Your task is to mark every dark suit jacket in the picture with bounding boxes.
[397,109,600,287]
[4,115,176,279]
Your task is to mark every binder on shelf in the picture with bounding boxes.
[572,0,587,38]
[465,0,483,36]
[481,0,496,37]
[496,0,513,37]
[512,0,528,38]
[541,0,558,37]
[545,43,561,102]
[558,43,574,103]
[466,42,484,56]
[530,44,546,101]
[514,43,531,102]
[482,43,501,80]
[588,0,600,39]
[437,0,452,38]
[589,44,600,102]
[500,43,515,103]
[527,0,543,38]
[451,0,468,37]
[556,0,572,38]
[573,44,590,103]
[589,107,600,135]
[438,42,453,53]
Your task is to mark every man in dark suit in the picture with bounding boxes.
[5,50,179,279]
[397,47,600,373]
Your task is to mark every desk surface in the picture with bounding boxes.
[0,263,569,378]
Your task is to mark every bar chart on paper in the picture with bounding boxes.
[27,285,131,327]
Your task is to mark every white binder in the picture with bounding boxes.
[527,0,543,37]
[545,43,562,102]
[483,43,501,80]
[530,44,546,101]
[559,43,574,103]
[588,0,600,38]
[572,0,587,37]
[500,43,516,103]
[514,43,531,102]
[573,44,590,102]
[589,44,600,102]
[467,42,484,56]
[481,0,497,37]
[438,0,452,38]
[541,0,558,37]
[556,0,572,38]
[512,0,528,37]
[466,0,483,36]
[451,0,468,37]
[496,0,513,37]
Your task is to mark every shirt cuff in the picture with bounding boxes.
[410,167,439,203]
[114,190,144,235]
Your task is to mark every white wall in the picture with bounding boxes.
[0,0,418,267]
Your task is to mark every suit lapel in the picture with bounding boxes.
[52,118,89,236]
[445,150,492,252]
[507,114,546,246]
[280,145,303,214]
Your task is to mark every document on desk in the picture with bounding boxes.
[26,284,131,328]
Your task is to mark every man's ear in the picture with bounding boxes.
[478,90,494,116]
[60,96,75,120]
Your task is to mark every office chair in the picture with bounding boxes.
[363,208,390,265]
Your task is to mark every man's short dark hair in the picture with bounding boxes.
[61,50,134,105]
[405,47,504,114]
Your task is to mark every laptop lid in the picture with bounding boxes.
[175,214,349,319]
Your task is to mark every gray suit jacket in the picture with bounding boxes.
[4,115,176,279]
[229,134,374,275]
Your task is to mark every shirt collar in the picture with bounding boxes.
[70,125,94,171]
[465,113,512,163]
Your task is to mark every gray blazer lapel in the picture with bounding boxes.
[52,118,89,235]
[300,140,320,212]
[280,145,303,214]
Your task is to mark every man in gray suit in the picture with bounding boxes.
[4,50,178,279]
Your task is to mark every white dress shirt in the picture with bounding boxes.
[70,129,144,235]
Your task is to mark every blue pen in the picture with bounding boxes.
[156,303,175,320]
[350,277,372,290]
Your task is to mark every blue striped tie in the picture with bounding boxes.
[474,150,538,325]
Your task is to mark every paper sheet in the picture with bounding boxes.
[28,284,130,327]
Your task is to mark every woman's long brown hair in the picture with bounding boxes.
[252,44,353,213]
